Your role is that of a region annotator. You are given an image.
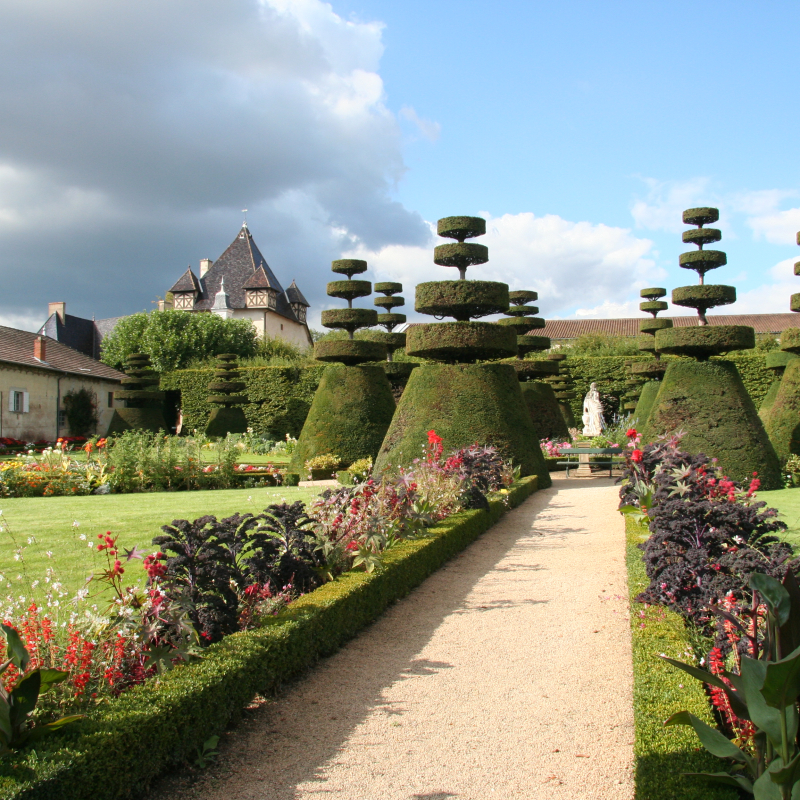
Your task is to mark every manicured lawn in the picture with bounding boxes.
[0,485,320,602]
[759,487,800,550]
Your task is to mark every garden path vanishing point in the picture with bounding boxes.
[152,475,633,800]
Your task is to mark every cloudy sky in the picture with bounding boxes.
[2,0,800,332]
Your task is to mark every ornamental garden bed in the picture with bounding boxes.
[0,475,537,800]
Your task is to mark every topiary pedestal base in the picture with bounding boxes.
[106,407,168,436]
[520,382,569,442]
[206,406,248,438]
[374,363,551,487]
[643,360,781,488]
[632,381,661,433]
[764,358,800,462]
[289,365,396,472]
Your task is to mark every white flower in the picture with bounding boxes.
[13,554,19,561]
[79,534,86,541]
[88,542,93,548]
[46,550,53,558]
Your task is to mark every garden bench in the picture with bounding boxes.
[557,447,625,477]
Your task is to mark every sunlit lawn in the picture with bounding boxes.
[758,487,800,550]
[0,485,321,602]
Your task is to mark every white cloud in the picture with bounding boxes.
[0,312,48,333]
[631,177,713,232]
[0,0,429,322]
[732,257,798,314]
[398,106,441,142]
[343,211,662,319]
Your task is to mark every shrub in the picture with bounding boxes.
[62,389,99,438]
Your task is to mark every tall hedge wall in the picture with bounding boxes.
[563,353,773,422]
[160,355,773,439]
[160,366,325,437]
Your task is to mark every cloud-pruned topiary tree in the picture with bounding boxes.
[543,353,577,429]
[501,290,568,441]
[630,287,672,429]
[644,208,781,487]
[290,260,395,473]
[363,281,418,397]
[205,354,248,437]
[106,353,168,435]
[763,231,800,460]
[375,218,550,485]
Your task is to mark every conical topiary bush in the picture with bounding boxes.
[501,290,568,441]
[375,217,550,485]
[290,260,395,473]
[363,281,418,399]
[205,354,248,437]
[644,207,781,487]
[543,353,577,428]
[106,353,167,435]
[631,287,672,430]
[764,231,800,461]
[759,351,797,427]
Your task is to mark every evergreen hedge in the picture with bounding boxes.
[0,477,538,800]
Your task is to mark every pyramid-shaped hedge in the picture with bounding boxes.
[106,353,167,435]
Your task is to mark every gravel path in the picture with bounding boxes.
[152,476,633,800]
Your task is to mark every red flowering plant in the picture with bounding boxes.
[619,432,794,636]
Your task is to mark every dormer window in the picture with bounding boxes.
[291,303,307,323]
[246,288,278,310]
[173,292,195,310]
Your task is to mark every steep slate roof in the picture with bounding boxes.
[0,327,126,381]
[535,313,798,340]
[285,279,309,307]
[169,268,202,294]
[193,226,298,321]
[242,265,275,290]
[38,314,125,360]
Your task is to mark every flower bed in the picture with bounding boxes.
[0,475,537,800]
[619,427,800,798]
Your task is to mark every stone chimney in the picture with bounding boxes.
[48,302,66,322]
[200,259,213,277]
[34,336,46,361]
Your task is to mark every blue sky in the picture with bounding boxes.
[1,0,798,329]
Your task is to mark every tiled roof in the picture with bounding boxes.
[0,327,126,381]
[193,226,298,322]
[286,279,309,307]
[242,266,274,290]
[169,268,201,294]
[534,314,798,340]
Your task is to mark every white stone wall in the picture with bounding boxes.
[233,309,313,349]
[0,365,122,441]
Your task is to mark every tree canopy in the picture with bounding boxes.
[101,311,259,371]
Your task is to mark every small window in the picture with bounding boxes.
[280,323,284,330]
[108,392,114,408]
[9,390,28,413]
[58,409,66,428]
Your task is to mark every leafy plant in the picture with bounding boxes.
[0,624,82,755]
[62,388,99,437]
[194,734,220,769]
[348,456,373,482]
[304,453,341,473]
[664,571,800,798]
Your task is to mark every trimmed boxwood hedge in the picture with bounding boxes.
[626,519,736,800]
[0,477,539,800]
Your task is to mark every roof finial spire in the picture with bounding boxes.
[242,208,248,229]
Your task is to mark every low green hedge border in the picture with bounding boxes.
[626,519,736,800]
[0,476,538,800]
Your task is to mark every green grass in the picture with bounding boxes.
[0,486,320,603]
[758,487,800,550]
[626,518,737,800]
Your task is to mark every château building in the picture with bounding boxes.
[167,223,312,348]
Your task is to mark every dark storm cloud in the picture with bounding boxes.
[0,0,429,327]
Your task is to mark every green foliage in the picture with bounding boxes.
[101,311,259,372]
[160,366,325,438]
[557,333,642,357]
[288,365,395,472]
[0,478,538,799]
[625,520,737,800]
[519,382,569,441]
[766,359,800,462]
[61,389,99,437]
[375,363,551,487]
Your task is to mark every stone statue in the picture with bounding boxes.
[582,382,605,436]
